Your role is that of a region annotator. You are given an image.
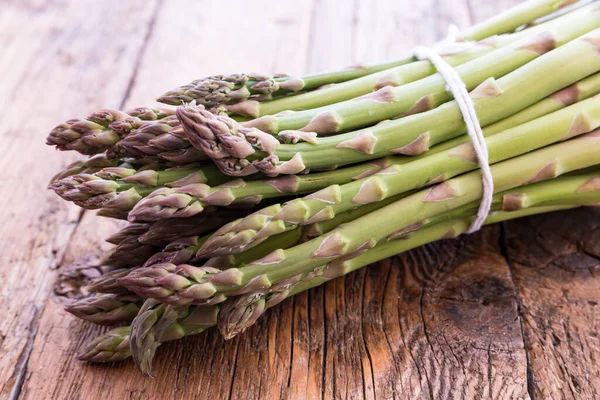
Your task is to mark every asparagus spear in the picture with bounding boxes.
[215,9,587,119]
[46,107,212,162]
[77,326,132,363]
[103,210,250,256]
[196,96,600,257]
[46,107,174,155]
[168,33,517,118]
[88,214,272,296]
[127,158,395,222]
[132,75,600,262]
[76,202,576,364]
[106,223,151,245]
[49,154,119,184]
[108,116,210,163]
[237,6,600,135]
[87,269,133,294]
[89,216,254,294]
[457,0,582,41]
[49,162,229,214]
[129,300,218,375]
[158,0,581,108]
[141,235,211,268]
[217,199,592,338]
[119,133,600,305]
[179,27,600,176]
[139,193,406,270]
[78,171,599,368]
[133,72,600,224]
[137,212,247,247]
[64,293,143,325]
[101,236,158,267]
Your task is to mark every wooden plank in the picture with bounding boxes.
[505,208,600,399]
[125,0,315,106]
[0,1,160,398]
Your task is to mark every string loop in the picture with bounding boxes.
[414,30,493,233]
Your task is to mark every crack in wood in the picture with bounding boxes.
[499,221,537,400]
[117,0,164,110]
[360,271,376,400]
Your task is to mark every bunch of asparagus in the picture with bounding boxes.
[46,0,600,375]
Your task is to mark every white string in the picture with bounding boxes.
[414,29,494,233]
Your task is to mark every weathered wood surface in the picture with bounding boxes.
[1,0,598,399]
[0,1,161,398]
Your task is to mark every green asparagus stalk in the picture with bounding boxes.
[89,216,257,295]
[64,293,143,325]
[129,300,218,376]
[87,269,133,294]
[106,223,151,245]
[137,212,247,247]
[197,96,600,257]
[128,158,600,309]
[216,9,586,119]
[179,27,600,177]
[46,107,174,155]
[47,109,209,162]
[139,193,405,270]
[141,236,210,268]
[158,0,581,109]
[77,326,132,363]
[216,198,587,338]
[50,154,119,184]
[76,202,578,364]
[120,133,600,306]
[190,33,520,118]
[137,199,294,267]
[132,72,600,224]
[127,158,398,222]
[158,67,407,108]
[457,0,581,41]
[80,171,599,368]
[238,5,599,135]
[108,116,209,163]
[49,162,229,215]
[103,211,250,258]
[140,222,267,268]
[102,236,158,267]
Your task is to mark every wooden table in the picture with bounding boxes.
[1,0,599,398]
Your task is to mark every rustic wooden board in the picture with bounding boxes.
[5,0,599,399]
[0,1,160,398]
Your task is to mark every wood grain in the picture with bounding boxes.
[505,208,600,399]
[0,1,160,398]
[4,0,598,399]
